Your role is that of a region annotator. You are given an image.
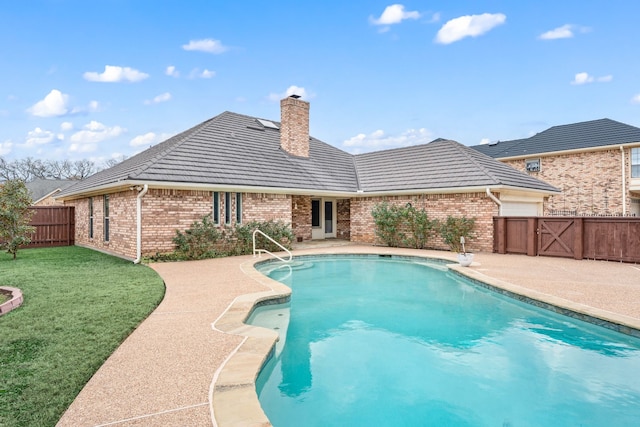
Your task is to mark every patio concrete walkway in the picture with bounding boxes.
[56,246,640,427]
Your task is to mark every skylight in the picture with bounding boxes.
[257,119,279,129]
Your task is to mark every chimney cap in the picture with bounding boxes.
[289,94,301,99]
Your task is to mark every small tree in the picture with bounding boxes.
[0,180,35,259]
[403,205,436,249]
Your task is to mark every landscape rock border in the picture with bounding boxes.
[0,286,23,316]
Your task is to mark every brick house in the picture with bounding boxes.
[56,96,558,261]
[471,119,640,216]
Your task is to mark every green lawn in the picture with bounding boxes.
[0,246,165,427]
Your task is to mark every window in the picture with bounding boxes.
[525,158,541,173]
[213,192,220,225]
[311,199,321,228]
[104,195,110,242]
[225,192,231,224]
[89,197,94,239]
[632,148,640,178]
[236,193,242,224]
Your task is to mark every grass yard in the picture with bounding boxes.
[0,246,165,427]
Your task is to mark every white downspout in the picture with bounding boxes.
[133,184,149,264]
[621,146,627,215]
[486,187,502,215]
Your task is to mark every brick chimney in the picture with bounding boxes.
[280,95,310,158]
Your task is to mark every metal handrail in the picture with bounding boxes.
[252,229,292,263]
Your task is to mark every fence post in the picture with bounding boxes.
[527,217,538,256]
[495,217,506,254]
[573,217,583,260]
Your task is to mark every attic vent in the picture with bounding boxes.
[488,140,500,146]
[257,119,279,129]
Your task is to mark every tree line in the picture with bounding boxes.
[0,157,124,182]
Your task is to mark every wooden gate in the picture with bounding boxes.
[537,218,580,258]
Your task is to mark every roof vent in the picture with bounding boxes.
[488,140,500,146]
[289,94,301,99]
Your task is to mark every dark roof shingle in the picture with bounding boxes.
[472,118,640,158]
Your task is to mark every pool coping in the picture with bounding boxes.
[210,251,640,426]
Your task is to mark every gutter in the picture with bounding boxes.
[621,146,627,215]
[133,184,149,264]
[486,187,502,215]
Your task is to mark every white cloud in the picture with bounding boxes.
[60,122,73,131]
[144,92,172,105]
[571,72,613,85]
[88,100,100,112]
[69,121,126,153]
[28,89,69,117]
[480,138,491,145]
[83,65,149,82]
[631,94,640,104]
[539,24,574,40]
[166,65,180,77]
[342,128,433,153]
[188,68,216,79]
[0,140,13,156]
[129,132,173,147]
[182,38,228,54]
[371,4,421,26]
[268,85,310,102]
[24,127,58,147]
[436,13,506,44]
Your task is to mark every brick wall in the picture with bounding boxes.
[292,195,311,241]
[350,193,498,252]
[280,97,310,158]
[337,199,350,239]
[67,189,294,259]
[66,190,138,259]
[503,148,630,215]
[34,195,65,206]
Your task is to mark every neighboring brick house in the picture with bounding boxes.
[25,179,75,206]
[471,119,640,216]
[56,96,558,261]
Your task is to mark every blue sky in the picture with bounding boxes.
[2,1,639,164]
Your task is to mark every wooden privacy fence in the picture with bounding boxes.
[27,206,75,248]
[494,216,640,263]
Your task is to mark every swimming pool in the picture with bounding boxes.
[250,255,640,427]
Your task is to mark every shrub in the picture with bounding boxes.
[234,220,294,255]
[438,215,476,253]
[173,215,221,260]
[371,202,406,247]
[403,205,436,249]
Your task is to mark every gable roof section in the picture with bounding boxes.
[472,118,640,159]
[25,179,76,203]
[58,112,559,199]
[354,139,558,193]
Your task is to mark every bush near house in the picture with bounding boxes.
[164,217,294,261]
[371,202,437,249]
[0,180,35,260]
[438,215,476,253]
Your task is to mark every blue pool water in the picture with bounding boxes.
[250,255,640,427]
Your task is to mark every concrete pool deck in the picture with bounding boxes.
[56,246,640,427]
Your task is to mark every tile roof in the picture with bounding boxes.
[355,139,558,193]
[25,179,76,202]
[58,111,558,198]
[471,118,640,158]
